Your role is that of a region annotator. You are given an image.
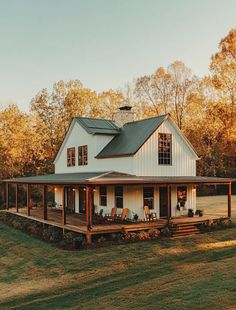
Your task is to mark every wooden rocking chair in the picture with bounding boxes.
[116,208,129,222]
[144,205,157,221]
[104,207,117,221]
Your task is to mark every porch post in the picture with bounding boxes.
[15,183,19,212]
[86,186,89,228]
[167,185,171,219]
[42,185,48,220]
[85,185,92,244]
[5,182,9,210]
[228,182,232,218]
[62,186,66,225]
[26,184,30,216]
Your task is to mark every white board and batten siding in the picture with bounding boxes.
[55,121,134,174]
[55,118,196,177]
[55,184,196,220]
[134,119,196,176]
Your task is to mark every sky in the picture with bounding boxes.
[0,0,235,111]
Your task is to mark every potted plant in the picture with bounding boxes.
[188,208,194,217]
[195,209,203,217]
[133,213,139,222]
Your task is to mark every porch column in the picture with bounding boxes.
[15,183,19,212]
[228,182,232,218]
[5,182,9,210]
[42,185,48,220]
[62,186,66,225]
[167,185,171,219]
[86,186,93,229]
[26,184,30,216]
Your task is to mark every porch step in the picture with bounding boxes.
[170,223,201,238]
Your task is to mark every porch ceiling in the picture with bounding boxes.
[3,171,235,185]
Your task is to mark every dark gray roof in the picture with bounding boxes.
[89,175,234,184]
[75,117,120,135]
[96,114,168,158]
[4,171,234,184]
[5,172,108,184]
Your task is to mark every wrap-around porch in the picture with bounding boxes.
[4,172,235,242]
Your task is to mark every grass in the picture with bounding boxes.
[0,195,236,309]
[197,194,236,220]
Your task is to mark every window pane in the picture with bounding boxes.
[158,133,172,165]
[177,186,187,207]
[143,187,154,209]
[115,197,123,208]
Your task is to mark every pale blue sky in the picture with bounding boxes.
[0,0,235,111]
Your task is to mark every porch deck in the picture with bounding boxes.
[6,207,226,237]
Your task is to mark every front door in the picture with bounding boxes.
[79,187,86,213]
[159,187,168,218]
[67,188,75,213]
[79,187,95,214]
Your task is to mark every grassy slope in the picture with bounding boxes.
[1,223,236,310]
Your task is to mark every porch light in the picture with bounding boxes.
[54,188,57,192]
[72,188,76,192]
[93,188,97,192]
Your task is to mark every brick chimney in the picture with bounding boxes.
[114,105,135,127]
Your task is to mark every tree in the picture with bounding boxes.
[210,28,236,120]
[0,105,43,178]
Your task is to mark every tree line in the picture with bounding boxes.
[0,28,235,179]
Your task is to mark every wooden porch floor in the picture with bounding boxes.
[6,206,226,237]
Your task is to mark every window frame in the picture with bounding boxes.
[78,145,88,166]
[114,186,123,209]
[67,147,75,167]
[99,185,107,206]
[158,133,172,165]
[177,186,187,207]
[143,187,154,210]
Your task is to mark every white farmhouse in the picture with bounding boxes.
[53,106,199,220]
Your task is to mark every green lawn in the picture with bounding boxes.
[1,220,236,309]
[197,195,236,220]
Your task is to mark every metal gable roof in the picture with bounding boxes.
[4,172,109,184]
[96,114,168,158]
[75,117,120,135]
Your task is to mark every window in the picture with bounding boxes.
[99,186,107,206]
[158,133,172,165]
[115,186,123,208]
[78,145,88,166]
[177,186,187,207]
[143,187,154,209]
[67,147,75,167]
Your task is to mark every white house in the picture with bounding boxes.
[5,105,233,241]
[53,106,199,220]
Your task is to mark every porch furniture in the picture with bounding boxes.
[104,207,117,221]
[144,205,157,221]
[116,208,129,222]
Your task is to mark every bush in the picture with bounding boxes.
[62,231,85,248]
[42,226,63,243]
[160,226,172,237]
[197,218,233,232]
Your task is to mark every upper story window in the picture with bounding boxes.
[99,185,107,206]
[78,145,88,166]
[158,133,172,165]
[115,186,123,208]
[67,147,75,167]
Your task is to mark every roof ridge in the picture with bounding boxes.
[74,116,115,122]
[124,113,169,126]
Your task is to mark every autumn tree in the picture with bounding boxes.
[210,28,236,121]
[0,105,44,178]
[134,61,198,128]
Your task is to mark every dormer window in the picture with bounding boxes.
[158,133,172,165]
[67,147,75,167]
[78,145,88,166]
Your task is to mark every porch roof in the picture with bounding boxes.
[4,171,235,185]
